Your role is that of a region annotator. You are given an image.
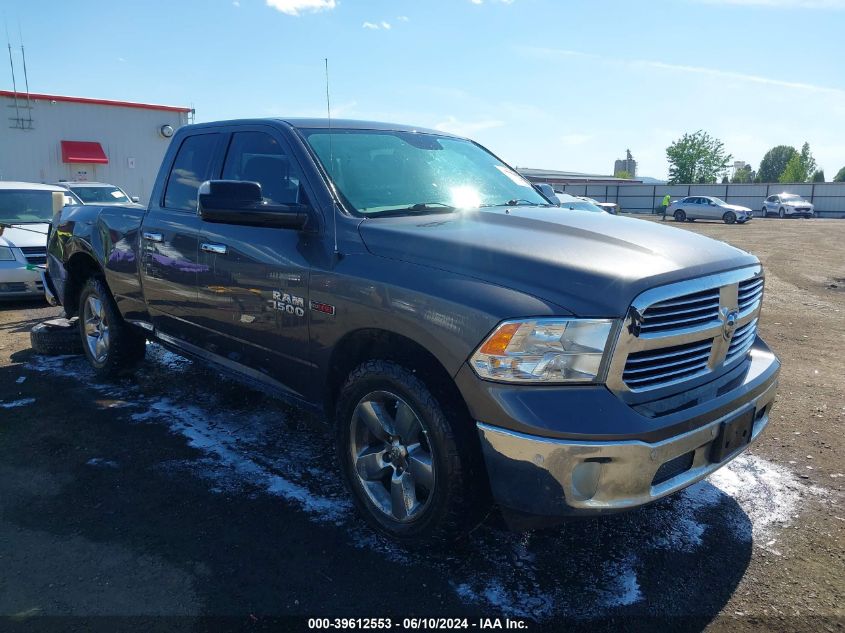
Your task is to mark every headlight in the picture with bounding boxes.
[0,246,16,261]
[470,318,615,383]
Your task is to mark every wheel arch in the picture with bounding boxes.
[324,328,470,428]
[63,251,105,317]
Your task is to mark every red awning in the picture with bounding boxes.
[60,140,108,164]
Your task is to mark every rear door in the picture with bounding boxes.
[684,197,700,219]
[194,126,317,399]
[140,131,224,346]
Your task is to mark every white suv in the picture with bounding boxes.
[762,193,815,218]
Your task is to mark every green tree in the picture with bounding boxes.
[834,166,845,182]
[732,164,755,183]
[758,145,798,182]
[812,169,825,182]
[666,130,732,184]
[614,169,632,179]
[779,142,817,183]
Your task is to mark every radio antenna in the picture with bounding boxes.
[325,57,339,257]
[18,19,33,127]
[5,20,22,128]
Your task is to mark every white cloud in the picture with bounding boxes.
[381,21,392,29]
[396,15,410,21]
[265,0,336,16]
[520,46,845,97]
[470,0,483,4]
[362,20,397,30]
[232,0,240,6]
[362,21,379,29]
[434,116,505,136]
[696,0,844,7]
[635,60,845,96]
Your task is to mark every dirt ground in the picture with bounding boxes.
[0,216,842,632]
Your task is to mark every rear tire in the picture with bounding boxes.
[673,209,686,222]
[761,207,768,217]
[78,276,146,379]
[723,211,736,224]
[335,360,487,543]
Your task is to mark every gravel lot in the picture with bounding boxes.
[0,217,842,632]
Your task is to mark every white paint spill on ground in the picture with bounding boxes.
[15,376,26,384]
[1,397,36,409]
[86,457,119,469]
[26,347,832,621]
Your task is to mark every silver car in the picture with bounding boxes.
[0,182,79,300]
[761,193,815,218]
[55,181,141,206]
[668,196,752,224]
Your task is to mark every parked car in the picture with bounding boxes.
[761,193,815,219]
[0,182,79,299]
[56,181,141,206]
[44,118,779,541]
[668,196,753,224]
[555,192,606,212]
[580,196,619,215]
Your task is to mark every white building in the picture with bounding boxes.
[1,90,193,203]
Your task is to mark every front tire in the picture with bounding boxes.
[673,209,686,222]
[779,207,786,218]
[336,360,487,542]
[78,276,146,378]
[723,211,736,224]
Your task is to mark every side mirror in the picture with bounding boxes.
[131,196,140,203]
[198,180,310,230]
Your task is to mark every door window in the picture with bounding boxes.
[164,134,221,211]
[222,131,304,205]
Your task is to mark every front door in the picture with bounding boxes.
[140,131,223,346]
[195,127,316,399]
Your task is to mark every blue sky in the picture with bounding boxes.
[3,0,844,179]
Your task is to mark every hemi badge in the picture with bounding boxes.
[310,300,336,316]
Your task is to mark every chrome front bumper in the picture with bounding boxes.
[477,344,779,517]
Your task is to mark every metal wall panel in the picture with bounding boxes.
[0,95,190,203]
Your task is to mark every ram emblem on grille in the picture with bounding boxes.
[627,306,645,337]
[721,307,739,341]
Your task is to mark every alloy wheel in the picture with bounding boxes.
[83,295,110,363]
[349,391,435,523]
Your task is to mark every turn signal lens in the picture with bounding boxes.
[470,318,615,383]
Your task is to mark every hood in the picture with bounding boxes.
[0,223,50,249]
[722,203,751,213]
[784,199,811,206]
[358,208,758,316]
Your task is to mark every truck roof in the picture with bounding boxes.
[186,118,460,138]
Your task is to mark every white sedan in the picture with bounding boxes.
[762,193,815,218]
[667,196,752,224]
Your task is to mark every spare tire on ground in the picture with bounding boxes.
[30,317,83,356]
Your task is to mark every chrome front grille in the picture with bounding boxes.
[608,266,764,394]
[738,277,763,313]
[639,287,720,333]
[727,319,757,362]
[623,339,712,389]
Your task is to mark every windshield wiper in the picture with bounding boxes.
[366,202,456,217]
[481,199,549,208]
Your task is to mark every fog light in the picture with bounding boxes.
[571,461,602,501]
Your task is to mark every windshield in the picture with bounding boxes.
[558,198,605,213]
[70,185,131,204]
[781,194,802,201]
[0,190,60,224]
[300,129,549,215]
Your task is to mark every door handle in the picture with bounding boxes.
[201,242,228,255]
[142,231,163,243]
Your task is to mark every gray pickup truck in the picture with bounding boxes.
[44,118,780,541]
